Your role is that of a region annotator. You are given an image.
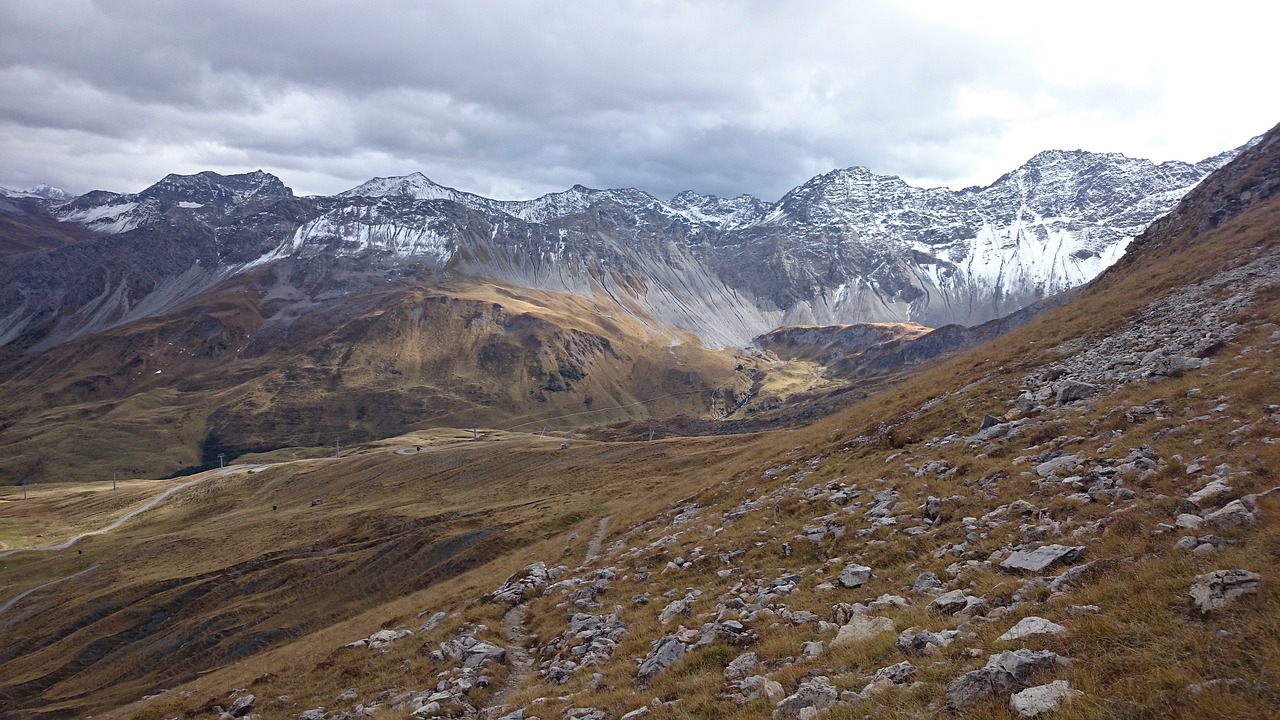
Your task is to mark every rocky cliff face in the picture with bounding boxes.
[0,144,1249,353]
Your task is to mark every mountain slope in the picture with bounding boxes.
[1,122,1277,720]
[0,142,1248,358]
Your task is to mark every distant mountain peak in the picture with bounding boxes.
[25,183,77,201]
[142,170,293,204]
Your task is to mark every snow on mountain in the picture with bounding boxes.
[0,184,77,201]
[337,172,470,203]
[12,141,1250,350]
[25,184,77,202]
[668,190,769,229]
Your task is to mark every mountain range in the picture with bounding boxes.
[1,141,1248,352]
[0,121,1276,720]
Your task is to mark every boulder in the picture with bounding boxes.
[833,614,894,646]
[1055,381,1096,405]
[1035,455,1082,478]
[636,636,685,686]
[773,676,838,719]
[735,676,786,704]
[946,649,1068,710]
[838,563,873,588]
[868,660,916,685]
[1202,500,1256,530]
[928,589,971,615]
[658,596,693,624]
[463,641,507,669]
[724,651,760,682]
[1183,480,1233,511]
[1000,545,1085,574]
[1189,569,1261,614]
[227,694,255,718]
[896,628,956,655]
[997,616,1066,642]
[1010,680,1083,717]
[912,572,943,594]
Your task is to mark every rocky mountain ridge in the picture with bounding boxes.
[1,121,1277,720]
[0,140,1252,353]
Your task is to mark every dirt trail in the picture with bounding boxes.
[0,465,256,558]
[486,603,535,715]
[584,515,612,564]
[0,564,101,620]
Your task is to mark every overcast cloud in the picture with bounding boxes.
[2,0,1278,201]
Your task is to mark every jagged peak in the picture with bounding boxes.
[141,170,292,203]
[337,172,459,200]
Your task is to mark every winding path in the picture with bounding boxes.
[0,465,254,559]
[486,603,535,714]
[0,564,101,619]
[584,515,613,564]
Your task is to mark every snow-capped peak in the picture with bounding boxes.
[337,172,465,202]
[25,183,77,202]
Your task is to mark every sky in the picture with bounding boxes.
[2,0,1279,202]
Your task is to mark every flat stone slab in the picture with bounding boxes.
[1010,680,1083,717]
[1000,545,1085,574]
[997,616,1066,642]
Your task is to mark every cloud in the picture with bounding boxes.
[2,0,1278,201]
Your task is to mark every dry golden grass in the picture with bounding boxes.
[5,163,1280,718]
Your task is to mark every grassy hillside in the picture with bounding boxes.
[2,126,1278,720]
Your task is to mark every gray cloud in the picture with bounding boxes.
[2,0,1277,201]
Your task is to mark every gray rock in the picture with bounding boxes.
[1047,562,1092,592]
[335,688,358,702]
[417,611,447,631]
[997,616,1066,642]
[833,614,894,646]
[658,596,693,624]
[735,675,786,704]
[912,572,943,594]
[869,660,916,685]
[1035,455,1082,478]
[1000,544,1085,574]
[922,495,942,520]
[1202,499,1256,530]
[1055,381,1096,405]
[619,708,649,720]
[1189,569,1261,614]
[227,694,255,717]
[1175,513,1204,529]
[896,628,956,655]
[299,710,327,720]
[1010,680,1083,717]
[1174,535,1200,552]
[928,589,971,615]
[463,640,506,669]
[773,675,838,719]
[724,651,760,682]
[637,636,685,686]
[838,563,873,588]
[1184,480,1232,511]
[945,649,1068,710]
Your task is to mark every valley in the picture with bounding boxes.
[0,123,1277,720]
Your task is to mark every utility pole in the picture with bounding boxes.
[112,468,117,491]
[217,453,225,468]
[21,478,26,500]
[648,419,654,442]
[335,437,341,458]
[472,426,478,441]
